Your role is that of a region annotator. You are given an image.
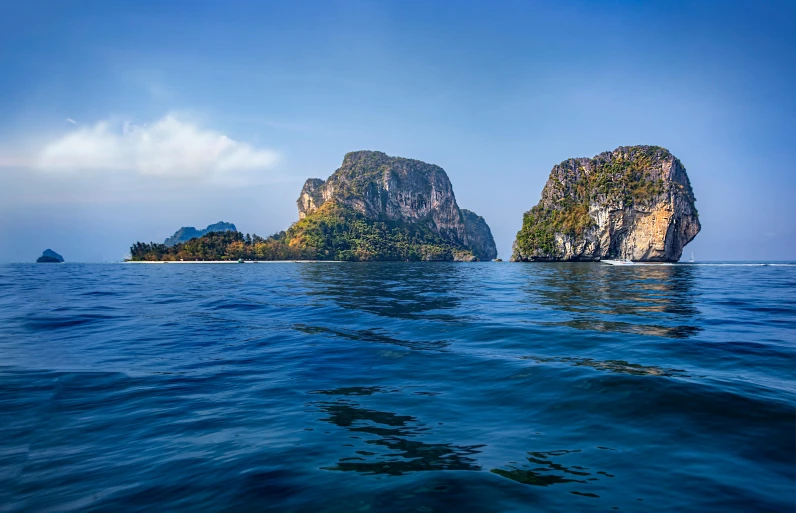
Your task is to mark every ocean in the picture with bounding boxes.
[1,262,794,512]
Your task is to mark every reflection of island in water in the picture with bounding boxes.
[294,324,449,352]
[309,387,483,475]
[521,355,690,377]
[298,263,468,321]
[521,264,702,338]
[308,387,622,501]
[491,448,616,499]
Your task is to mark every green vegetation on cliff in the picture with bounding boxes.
[286,202,475,261]
[516,202,595,258]
[514,145,686,260]
[129,202,476,262]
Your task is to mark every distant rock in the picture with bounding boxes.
[164,222,237,246]
[37,249,64,263]
[512,146,700,262]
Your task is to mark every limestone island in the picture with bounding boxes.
[163,222,237,247]
[511,145,700,262]
[129,151,497,262]
[36,249,64,263]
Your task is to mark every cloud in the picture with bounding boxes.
[66,118,77,125]
[37,114,279,182]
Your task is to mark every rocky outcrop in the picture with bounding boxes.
[37,249,64,263]
[460,209,497,262]
[296,151,497,261]
[164,222,237,246]
[512,145,700,262]
[297,179,327,219]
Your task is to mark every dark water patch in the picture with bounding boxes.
[23,313,120,330]
[536,318,701,338]
[310,397,484,476]
[202,298,267,311]
[310,386,388,396]
[79,290,120,297]
[524,355,690,377]
[294,324,450,351]
[490,448,621,506]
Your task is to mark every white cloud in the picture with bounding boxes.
[66,118,77,125]
[37,114,279,181]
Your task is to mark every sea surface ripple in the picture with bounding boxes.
[1,262,794,512]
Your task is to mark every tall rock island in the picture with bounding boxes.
[294,151,497,261]
[512,145,700,262]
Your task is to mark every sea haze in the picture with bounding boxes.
[0,262,794,512]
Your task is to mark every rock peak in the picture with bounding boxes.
[342,150,387,162]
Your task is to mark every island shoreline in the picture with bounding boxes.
[125,260,343,264]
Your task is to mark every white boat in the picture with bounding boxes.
[689,252,695,263]
[602,259,635,266]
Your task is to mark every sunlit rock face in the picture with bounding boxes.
[512,145,700,262]
[297,151,497,261]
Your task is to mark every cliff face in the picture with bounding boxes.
[512,146,700,262]
[296,151,497,261]
[460,209,497,262]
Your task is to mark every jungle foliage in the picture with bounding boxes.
[129,202,475,262]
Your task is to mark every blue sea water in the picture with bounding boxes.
[0,262,794,512]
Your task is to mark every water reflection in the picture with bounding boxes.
[294,324,450,351]
[521,264,702,338]
[298,263,468,321]
[522,355,690,377]
[539,318,701,338]
[310,387,483,475]
[310,386,388,396]
[491,448,615,498]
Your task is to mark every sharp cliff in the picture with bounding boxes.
[512,145,700,262]
[294,151,497,261]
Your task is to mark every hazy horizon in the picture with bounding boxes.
[1,0,794,262]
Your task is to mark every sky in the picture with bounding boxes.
[0,0,794,262]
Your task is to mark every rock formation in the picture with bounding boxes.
[295,151,497,261]
[164,222,237,247]
[512,145,700,262]
[37,249,64,263]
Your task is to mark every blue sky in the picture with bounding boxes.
[1,0,794,261]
